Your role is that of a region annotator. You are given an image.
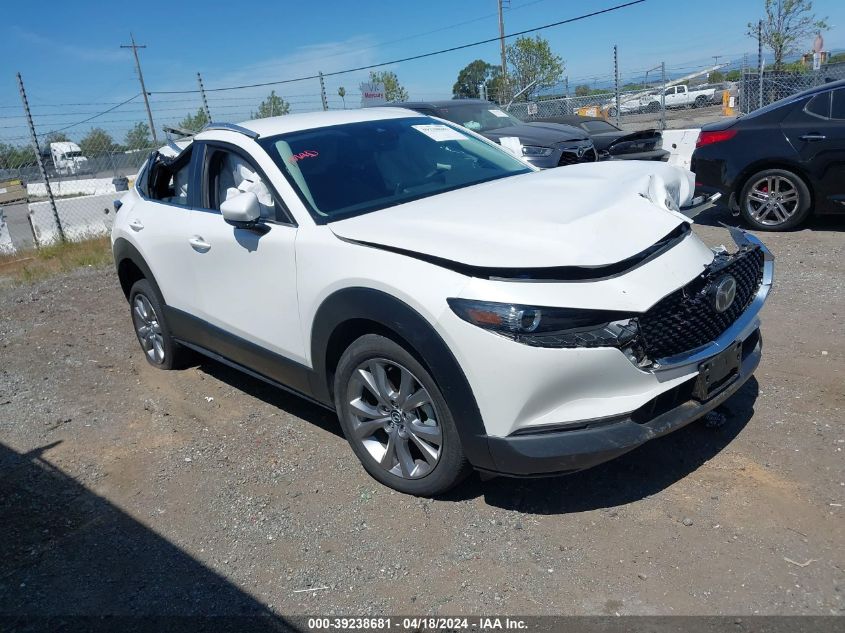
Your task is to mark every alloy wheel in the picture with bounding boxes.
[132,294,165,364]
[745,175,800,226]
[345,358,442,479]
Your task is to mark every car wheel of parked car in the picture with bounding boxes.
[646,101,660,113]
[694,95,709,108]
[129,278,187,369]
[607,106,618,118]
[739,168,811,231]
[334,334,471,496]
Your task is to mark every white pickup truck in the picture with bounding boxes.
[641,84,719,111]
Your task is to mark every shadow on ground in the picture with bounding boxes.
[693,204,845,233]
[193,351,759,517]
[0,442,296,631]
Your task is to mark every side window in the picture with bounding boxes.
[147,148,192,206]
[831,88,845,120]
[205,147,281,221]
[805,92,831,119]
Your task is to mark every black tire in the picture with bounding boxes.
[607,106,618,118]
[694,95,708,108]
[333,334,471,496]
[646,101,660,113]
[738,168,812,231]
[128,278,188,369]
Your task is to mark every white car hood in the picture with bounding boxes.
[330,161,696,269]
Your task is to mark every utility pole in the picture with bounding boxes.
[121,33,157,144]
[757,20,764,109]
[712,55,721,67]
[497,0,508,102]
[197,72,211,122]
[319,72,328,111]
[17,72,63,244]
[660,61,666,131]
[613,45,621,126]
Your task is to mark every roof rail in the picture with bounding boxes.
[203,122,259,139]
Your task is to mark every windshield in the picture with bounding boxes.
[430,103,524,133]
[260,116,531,221]
[581,120,620,133]
[64,151,83,158]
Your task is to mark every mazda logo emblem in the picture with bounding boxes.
[709,275,737,313]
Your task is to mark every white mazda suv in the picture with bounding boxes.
[112,108,773,496]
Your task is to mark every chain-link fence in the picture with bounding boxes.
[738,61,845,113]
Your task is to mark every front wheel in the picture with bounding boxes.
[333,334,471,496]
[739,168,812,231]
[129,278,188,369]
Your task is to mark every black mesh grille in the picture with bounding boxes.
[558,147,598,166]
[638,248,765,359]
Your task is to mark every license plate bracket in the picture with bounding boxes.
[693,342,742,401]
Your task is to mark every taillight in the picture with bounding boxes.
[696,129,738,148]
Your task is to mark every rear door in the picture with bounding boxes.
[130,148,198,312]
[781,88,845,212]
[186,141,306,370]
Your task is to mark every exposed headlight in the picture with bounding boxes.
[447,298,640,350]
[521,145,554,157]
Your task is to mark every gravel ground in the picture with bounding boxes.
[0,212,842,618]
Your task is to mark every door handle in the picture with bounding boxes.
[800,134,826,141]
[188,236,211,252]
[129,219,144,231]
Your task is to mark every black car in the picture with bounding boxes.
[531,115,668,161]
[385,99,597,169]
[692,79,845,230]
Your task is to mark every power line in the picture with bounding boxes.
[150,1,646,95]
[36,94,140,136]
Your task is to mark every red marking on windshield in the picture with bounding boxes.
[289,150,319,163]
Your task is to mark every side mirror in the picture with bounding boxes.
[220,191,260,226]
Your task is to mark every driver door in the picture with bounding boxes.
[187,141,306,377]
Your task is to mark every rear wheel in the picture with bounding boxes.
[333,334,471,496]
[607,106,618,118]
[129,278,187,369]
[739,168,811,231]
[646,101,660,113]
[694,95,708,108]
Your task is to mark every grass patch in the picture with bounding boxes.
[0,236,112,285]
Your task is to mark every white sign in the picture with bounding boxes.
[489,109,510,118]
[498,136,523,158]
[412,124,468,142]
[813,52,821,71]
[360,82,386,107]
[527,102,538,116]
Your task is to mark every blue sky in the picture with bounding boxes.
[3,0,844,143]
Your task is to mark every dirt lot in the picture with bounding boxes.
[0,213,843,618]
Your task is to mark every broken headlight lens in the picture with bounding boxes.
[447,299,640,350]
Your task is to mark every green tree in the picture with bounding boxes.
[708,70,725,82]
[0,143,36,169]
[452,59,501,99]
[826,52,845,64]
[79,128,115,156]
[338,86,347,109]
[368,70,408,102]
[505,35,564,102]
[253,90,291,118]
[178,108,209,132]
[124,122,152,151]
[45,132,71,144]
[725,69,743,81]
[748,0,828,70]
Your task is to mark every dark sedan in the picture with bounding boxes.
[385,99,597,169]
[692,79,845,230]
[531,115,669,161]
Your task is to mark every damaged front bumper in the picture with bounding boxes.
[478,227,773,477]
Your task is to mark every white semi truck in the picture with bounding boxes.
[50,142,90,176]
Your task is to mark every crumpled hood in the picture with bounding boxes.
[330,161,696,269]
[482,122,588,146]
